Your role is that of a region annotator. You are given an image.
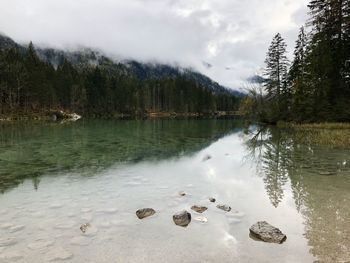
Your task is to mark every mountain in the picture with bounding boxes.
[0,33,241,118]
[0,34,237,96]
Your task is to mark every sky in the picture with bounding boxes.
[0,0,309,90]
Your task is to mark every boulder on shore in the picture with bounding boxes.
[51,110,81,121]
[216,204,231,212]
[191,205,208,213]
[136,208,156,219]
[173,210,191,227]
[249,221,287,244]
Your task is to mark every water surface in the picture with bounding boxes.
[0,120,349,262]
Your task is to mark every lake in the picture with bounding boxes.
[0,119,349,262]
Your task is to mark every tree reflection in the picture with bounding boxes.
[244,127,292,207]
[244,126,350,261]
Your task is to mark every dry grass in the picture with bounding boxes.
[277,122,350,146]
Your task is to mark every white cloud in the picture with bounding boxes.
[0,0,308,89]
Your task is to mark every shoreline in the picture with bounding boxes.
[0,110,242,122]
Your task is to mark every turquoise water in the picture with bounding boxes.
[0,120,349,262]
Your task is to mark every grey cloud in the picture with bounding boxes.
[0,0,308,89]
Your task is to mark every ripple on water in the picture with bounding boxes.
[46,247,73,261]
[27,239,55,250]
[70,236,91,246]
[0,223,14,230]
[9,225,25,233]
[0,238,17,247]
[0,251,23,261]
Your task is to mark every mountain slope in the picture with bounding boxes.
[0,33,240,117]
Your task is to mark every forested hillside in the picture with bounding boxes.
[0,35,239,118]
[241,0,350,123]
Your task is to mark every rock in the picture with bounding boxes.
[191,205,208,213]
[194,216,208,223]
[80,224,98,236]
[80,223,91,234]
[0,238,17,247]
[202,154,212,162]
[136,208,156,219]
[173,210,191,227]
[216,204,231,212]
[51,110,81,122]
[46,247,73,261]
[209,197,216,203]
[178,191,186,196]
[249,221,287,244]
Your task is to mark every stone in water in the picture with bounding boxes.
[80,223,91,234]
[173,210,191,227]
[136,208,156,219]
[216,204,231,212]
[249,221,287,244]
[191,205,208,213]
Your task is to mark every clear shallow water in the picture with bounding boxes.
[0,120,349,263]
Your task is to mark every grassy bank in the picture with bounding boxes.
[276,122,350,146]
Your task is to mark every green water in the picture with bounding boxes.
[0,120,349,262]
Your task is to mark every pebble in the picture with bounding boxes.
[216,204,231,212]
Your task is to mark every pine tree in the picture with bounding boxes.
[264,33,290,122]
[289,27,311,121]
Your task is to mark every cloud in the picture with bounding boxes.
[0,0,308,89]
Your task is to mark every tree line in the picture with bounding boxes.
[0,43,238,117]
[240,0,350,123]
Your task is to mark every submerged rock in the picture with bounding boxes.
[191,205,208,213]
[202,154,212,162]
[80,223,91,234]
[136,208,156,219]
[173,210,191,227]
[249,221,287,244]
[209,197,216,203]
[178,191,187,196]
[216,204,231,212]
[194,216,208,223]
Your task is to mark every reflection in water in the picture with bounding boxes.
[0,119,240,193]
[0,120,349,262]
[245,127,350,262]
